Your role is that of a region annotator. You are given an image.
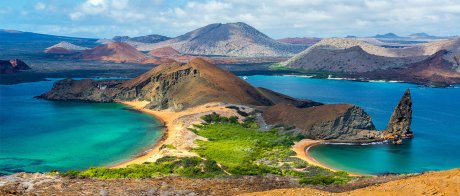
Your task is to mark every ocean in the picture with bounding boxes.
[246,75,460,175]
[0,80,162,174]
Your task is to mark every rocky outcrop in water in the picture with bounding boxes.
[38,58,314,111]
[38,78,123,102]
[0,59,31,74]
[262,103,381,141]
[383,89,413,142]
[262,89,414,142]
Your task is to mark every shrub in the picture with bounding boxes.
[160,144,176,150]
[299,175,349,185]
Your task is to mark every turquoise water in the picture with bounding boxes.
[246,75,460,175]
[0,81,162,175]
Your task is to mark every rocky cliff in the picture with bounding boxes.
[360,50,460,86]
[0,59,31,74]
[38,58,313,111]
[262,103,381,141]
[282,37,460,85]
[284,45,418,73]
[38,79,123,102]
[262,89,413,142]
[383,89,413,142]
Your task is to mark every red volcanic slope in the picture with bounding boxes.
[78,42,147,63]
[148,46,181,57]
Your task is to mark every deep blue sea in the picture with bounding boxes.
[246,75,460,175]
[0,80,162,175]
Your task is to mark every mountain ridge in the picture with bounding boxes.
[141,22,307,57]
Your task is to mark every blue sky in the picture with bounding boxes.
[1,0,459,38]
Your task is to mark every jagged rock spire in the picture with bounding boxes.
[384,89,413,142]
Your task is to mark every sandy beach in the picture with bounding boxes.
[113,101,364,177]
[292,139,363,176]
[112,101,253,168]
[292,139,334,171]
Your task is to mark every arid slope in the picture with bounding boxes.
[76,42,147,63]
[147,22,307,57]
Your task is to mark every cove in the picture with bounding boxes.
[246,75,460,175]
[0,80,162,175]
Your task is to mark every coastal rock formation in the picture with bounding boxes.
[39,58,315,111]
[146,22,307,57]
[362,50,460,86]
[262,103,380,141]
[0,59,31,74]
[284,45,419,73]
[39,79,123,102]
[383,89,413,140]
[118,58,274,110]
[44,41,88,54]
[282,37,460,85]
[76,42,147,63]
[262,89,414,142]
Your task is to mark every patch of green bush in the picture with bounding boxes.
[193,113,351,185]
[200,112,239,124]
[72,156,225,179]
[299,175,349,185]
[159,144,176,150]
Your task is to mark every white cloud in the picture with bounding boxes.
[69,12,84,20]
[34,2,46,11]
[57,0,459,38]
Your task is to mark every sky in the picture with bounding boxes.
[1,0,459,39]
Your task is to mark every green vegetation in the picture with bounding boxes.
[61,156,225,179]
[159,144,176,150]
[193,114,350,184]
[61,113,351,185]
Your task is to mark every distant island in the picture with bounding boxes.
[278,37,460,87]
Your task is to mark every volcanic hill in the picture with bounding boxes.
[76,42,147,63]
[282,37,460,85]
[44,41,88,54]
[145,22,307,57]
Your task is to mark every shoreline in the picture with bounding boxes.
[293,139,365,176]
[111,102,367,176]
[110,101,247,168]
[111,101,173,168]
